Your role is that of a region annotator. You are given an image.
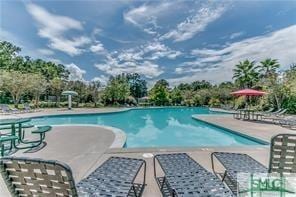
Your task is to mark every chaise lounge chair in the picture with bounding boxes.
[261,108,287,123]
[0,104,19,114]
[0,156,146,196]
[23,103,34,113]
[211,134,296,195]
[279,116,296,129]
[154,153,233,196]
[253,107,274,120]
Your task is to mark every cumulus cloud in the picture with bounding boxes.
[90,42,105,53]
[161,3,227,42]
[93,41,182,78]
[95,55,163,79]
[26,3,90,56]
[170,25,296,85]
[66,63,86,81]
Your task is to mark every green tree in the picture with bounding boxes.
[192,94,202,106]
[66,81,88,105]
[29,73,48,107]
[233,60,259,88]
[283,64,296,113]
[0,41,69,80]
[126,73,147,100]
[0,70,32,107]
[0,41,21,70]
[177,83,191,91]
[155,79,169,88]
[50,78,65,107]
[88,80,101,107]
[191,80,212,91]
[285,63,296,93]
[149,79,169,106]
[170,87,182,105]
[259,58,280,78]
[103,75,130,105]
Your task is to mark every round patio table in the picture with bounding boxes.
[0,118,31,149]
[239,109,256,120]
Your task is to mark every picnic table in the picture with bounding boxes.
[0,118,31,137]
[0,118,51,156]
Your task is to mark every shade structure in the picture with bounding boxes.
[62,91,78,110]
[230,88,267,96]
[61,91,78,96]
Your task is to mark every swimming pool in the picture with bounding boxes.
[31,107,266,148]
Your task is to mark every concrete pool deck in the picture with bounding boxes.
[0,125,124,196]
[193,114,296,142]
[1,108,296,196]
[0,107,129,120]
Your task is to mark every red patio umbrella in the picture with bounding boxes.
[230,88,267,96]
[231,88,267,109]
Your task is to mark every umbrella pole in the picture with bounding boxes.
[68,95,72,110]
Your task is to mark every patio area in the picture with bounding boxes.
[2,109,295,196]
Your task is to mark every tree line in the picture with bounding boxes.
[0,40,295,113]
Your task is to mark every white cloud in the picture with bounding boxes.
[92,75,109,86]
[66,63,86,81]
[93,41,182,78]
[145,42,183,60]
[229,31,245,39]
[123,2,175,34]
[26,3,90,56]
[37,48,54,56]
[90,42,105,53]
[170,25,296,85]
[117,50,143,62]
[161,3,227,42]
[95,55,163,79]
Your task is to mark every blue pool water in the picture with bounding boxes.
[31,107,265,147]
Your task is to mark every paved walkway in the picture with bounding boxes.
[0,107,128,119]
[193,114,296,142]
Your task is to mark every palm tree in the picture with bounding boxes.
[259,58,280,78]
[233,60,259,88]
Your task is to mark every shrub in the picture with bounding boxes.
[234,96,246,109]
[192,95,202,106]
[209,98,221,107]
[283,95,296,114]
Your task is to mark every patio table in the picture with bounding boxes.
[0,118,33,149]
[238,109,257,120]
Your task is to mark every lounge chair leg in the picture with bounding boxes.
[1,143,4,157]
[160,177,166,191]
[172,189,177,197]
[132,185,138,197]
[143,161,146,186]
[153,156,157,179]
[221,171,227,182]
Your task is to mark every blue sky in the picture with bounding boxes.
[1,0,296,86]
